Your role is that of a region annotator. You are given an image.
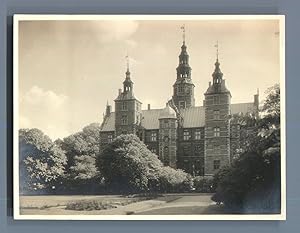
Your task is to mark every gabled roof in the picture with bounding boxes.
[100,102,256,132]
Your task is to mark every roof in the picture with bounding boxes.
[159,104,177,119]
[100,112,116,132]
[231,102,256,115]
[180,106,205,128]
[100,102,256,132]
[205,80,231,95]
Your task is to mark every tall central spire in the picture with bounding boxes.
[172,25,195,109]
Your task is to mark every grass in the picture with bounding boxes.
[65,197,153,211]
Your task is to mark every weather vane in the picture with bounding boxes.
[180,24,186,43]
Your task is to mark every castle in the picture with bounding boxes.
[100,31,259,177]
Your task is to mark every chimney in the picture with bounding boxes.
[209,81,211,87]
[118,88,122,95]
[254,90,259,110]
[148,104,151,110]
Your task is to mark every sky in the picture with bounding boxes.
[18,18,281,140]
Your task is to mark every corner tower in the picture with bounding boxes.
[115,57,142,136]
[172,25,195,109]
[204,44,232,176]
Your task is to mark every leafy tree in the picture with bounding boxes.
[61,123,101,179]
[212,84,281,213]
[97,134,192,193]
[19,128,67,193]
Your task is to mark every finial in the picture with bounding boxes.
[106,100,109,106]
[180,24,186,44]
[215,40,219,61]
[257,88,259,95]
[125,53,129,72]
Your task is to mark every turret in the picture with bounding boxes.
[158,102,177,168]
[204,42,231,176]
[114,56,142,136]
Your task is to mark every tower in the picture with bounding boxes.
[204,43,231,176]
[172,25,195,109]
[158,103,178,168]
[115,56,142,136]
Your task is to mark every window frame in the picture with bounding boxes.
[213,127,220,137]
[213,160,221,170]
[183,130,190,141]
[150,132,157,142]
[122,102,128,111]
[121,115,128,125]
[195,130,201,140]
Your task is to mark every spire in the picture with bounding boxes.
[125,54,130,78]
[176,24,191,80]
[212,41,223,84]
[123,54,133,93]
[180,24,186,45]
[215,40,219,61]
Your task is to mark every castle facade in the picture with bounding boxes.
[100,37,259,177]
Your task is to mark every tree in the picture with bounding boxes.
[61,123,101,178]
[212,84,281,213]
[97,134,192,193]
[19,128,67,193]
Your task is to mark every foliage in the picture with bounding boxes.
[193,176,214,193]
[97,134,192,193]
[212,84,281,213]
[60,123,101,192]
[19,128,67,193]
[157,166,193,193]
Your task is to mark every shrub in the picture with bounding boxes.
[193,176,214,193]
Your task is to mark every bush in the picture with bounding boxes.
[158,167,193,193]
[193,176,214,193]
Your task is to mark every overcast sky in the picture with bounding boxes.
[18,19,281,140]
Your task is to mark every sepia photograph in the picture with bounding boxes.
[13,15,285,220]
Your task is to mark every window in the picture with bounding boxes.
[178,86,184,94]
[164,146,169,156]
[195,144,202,153]
[163,119,169,128]
[214,160,221,170]
[108,135,113,142]
[213,110,220,120]
[121,115,127,125]
[151,148,157,154]
[213,96,220,104]
[214,127,220,137]
[151,132,157,142]
[136,103,139,111]
[122,102,127,111]
[183,130,190,140]
[183,145,189,155]
[195,130,201,140]
[179,101,186,109]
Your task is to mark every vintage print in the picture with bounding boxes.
[13,15,285,220]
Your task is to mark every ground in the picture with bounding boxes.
[19,193,229,215]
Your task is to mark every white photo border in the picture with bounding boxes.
[13,14,286,220]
